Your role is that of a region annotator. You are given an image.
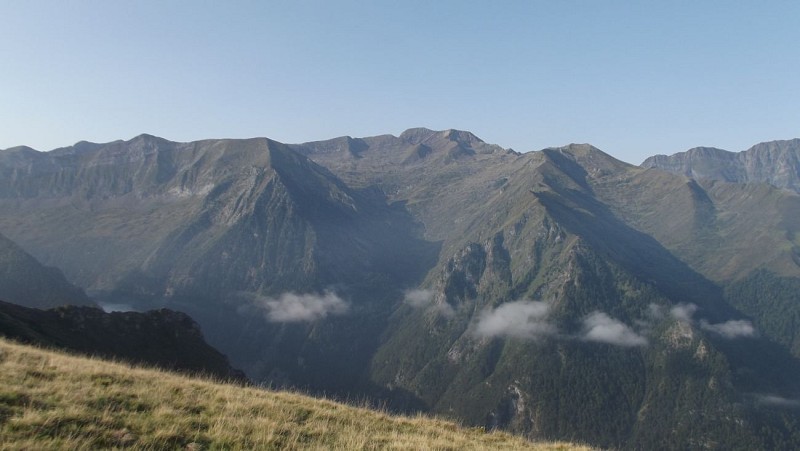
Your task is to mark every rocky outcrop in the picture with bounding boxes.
[0,300,245,381]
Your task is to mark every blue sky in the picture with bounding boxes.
[1,1,798,163]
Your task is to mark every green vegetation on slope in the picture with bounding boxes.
[724,270,800,357]
[0,338,590,450]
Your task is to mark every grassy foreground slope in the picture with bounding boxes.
[0,339,590,451]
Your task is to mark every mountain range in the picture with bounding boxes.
[1,129,799,449]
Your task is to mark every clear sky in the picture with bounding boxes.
[1,1,798,163]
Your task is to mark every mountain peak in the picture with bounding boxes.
[295,135,368,158]
[0,145,38,154]
[441,129,484,144]
[398,127,484,146]
[543,143,630,173]
[557,143,603,155]
[398,127,438,144]
[128,133,171,145]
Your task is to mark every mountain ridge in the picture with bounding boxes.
[2,129,800,449]
[642,138,800,193]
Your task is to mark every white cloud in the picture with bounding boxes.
[755,394,800,408]
[435,302,456,318]
[582,312,648,347]
[404,288,455,317]
[670,303,698,322]
[404,289,434,307]
[251,291,349,322]
[699,319,755,339]
[670,302,755,339]
[474,301,556,339]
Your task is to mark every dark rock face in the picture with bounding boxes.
[642,138,800,193]
[0,300,245,381]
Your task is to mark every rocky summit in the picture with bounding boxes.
[1,129,800,449]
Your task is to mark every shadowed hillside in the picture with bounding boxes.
[0,301,244,381]
[0,232,93,309]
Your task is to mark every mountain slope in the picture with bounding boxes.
[0,134,438,389]
[605,144,800,363]
[0,135,434,297]
[365,144,800,449]
[0,338,589,450]
[293,127,521,252]
[0,232,94,309]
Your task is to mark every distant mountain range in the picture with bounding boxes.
[643,138,800,193]
[1,129,799,449]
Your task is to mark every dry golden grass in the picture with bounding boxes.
[0,338,593,450]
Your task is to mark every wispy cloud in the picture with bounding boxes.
[669,303,698,322]
[699,319,755,339]
[404,289,434,307]
[248,291,349,322]
[646,303,665,320]
[435,302,456,317]
[581,312,648,347]
[404,288,455,317]
[670,303,756,339]
[474,301,556,339]
[754,394,800,408]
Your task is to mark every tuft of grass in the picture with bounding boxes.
[0,338,594,450]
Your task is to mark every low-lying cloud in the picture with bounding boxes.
[250,291,349,322]
[699,319,755,339]
[474,301,556,339]
[404,289,434,307]
[404,288,455,317]
[669,303,698,322]
[581,312,648,347]
[670,303,756,339]
[755,394,800,408]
